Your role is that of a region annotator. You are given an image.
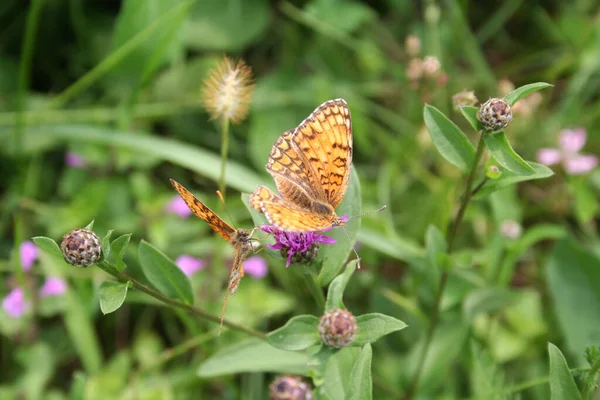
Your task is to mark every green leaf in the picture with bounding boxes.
[483,132,535,175]
[548,343,582,400]
[424,104,475,171]
[546,239,600,363]
[573,179,598,224]
[268,315,320,351]
[84,220,95,230]
[101,230,114,261]
[426,225,447,270]
[353,313,407,346]
[32,236,63,258]
[318,169,361,285]
[470,341,506,399]
[460,106,483,132]
[324,261,358,311]
[307,345,334,387]
[503,82,553,106]
[98,281,130,315]
[474,162,553,198]
[138,240,194,304]
[462,288,518,322]
[110,234,132,271]
[347,344,373,400]
[197,338,308,377]
[321,347,361,399]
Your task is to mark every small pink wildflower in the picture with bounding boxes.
[65,152,87,168]
[537,128,598,175]
[243,256,268,279]
[20,241,38,271]
[175,255,206,277]
[260,225,337,268]
[2,288,28,318]
[39,277,68,297]
[165,196,192,218]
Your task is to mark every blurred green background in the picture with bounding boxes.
[0,0,599,399]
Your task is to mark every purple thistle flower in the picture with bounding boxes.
[175,255,206,277]
[260,225,337,268]
[2,288,28,318]
[20,241,38,271]
[65,152,87,168]
[165,196,192,219]
[243,255,268,279]
[537,128,598,175]
[39,277,68,297]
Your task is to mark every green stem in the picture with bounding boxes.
[404,133,486,399]
[98,261,267,340]
[219,117,230,200]
[302,268,326,311]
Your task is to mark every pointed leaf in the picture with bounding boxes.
[463,288,518,322]
[424,104,475,171]
[474,162,553,198]
[110,233,132,271]
[138,240,193,304]
[98,281,129,315]
[101,230,114,261]
[548,343,582,400]
[460,106,483,132]
[32,236,63,258]
[347,344,373,400]
[483,132,535,175]
[426,225,447,270]
[84,220,95,230]
[198,338,308,377]
[321,347,361,399]
[268,315,320,351]
[353,313,407,346]
[325,260,358,311]
[504,82,553,106]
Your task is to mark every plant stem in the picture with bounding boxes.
[98,261,267,340]
[219,117,230,200]
[302,268,326,311]
[403,133,486,399]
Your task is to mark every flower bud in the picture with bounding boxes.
[477,98,513,132]
[60,228,102,267]
[452,90,478,110]
[486,165,502,180]
[500,220,522,239]
[405,35,421,56]
[269,375,313,400]
[422,56,441,77]
[318,309,358,348]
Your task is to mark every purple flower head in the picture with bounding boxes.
[243,255,268,279]
[2,288,28,318]
[175,255,206,277]
[65,152,87,168]
[20,241,38,271]
[165,196,192,219]
[261,225,336,268]
[39,277,68,297]
[537,128,598,175]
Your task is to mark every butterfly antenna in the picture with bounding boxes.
[346,205,387,221]
[340,225,362,269]
[216,190,238,230]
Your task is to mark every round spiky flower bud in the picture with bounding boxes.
[269,375,313,400]
[318,309,358,348]
[60,228,101,267]
[477,98,513,132]
[281,242,320,266]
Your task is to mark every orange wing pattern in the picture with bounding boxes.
[249,186,333,232]
[291,99,352,208]
[170,179,235,242]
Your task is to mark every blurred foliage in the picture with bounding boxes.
[0,0,600,399]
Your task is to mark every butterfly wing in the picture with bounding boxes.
[249,186,332,231]
[291,98,353,208]
[170,179,235,242]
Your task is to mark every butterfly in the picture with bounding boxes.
[249,98,352,232]
[170,179,255,334]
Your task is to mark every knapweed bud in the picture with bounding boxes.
[486,165,502,180]
[452,90,478,110]
[202,57,255,124]
[60,228,101,267]
[269,375,313,400]
[477,98,513,132]
[422,55,441,77]
[318,309,358,348]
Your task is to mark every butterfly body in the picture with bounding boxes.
[249,99,352,232]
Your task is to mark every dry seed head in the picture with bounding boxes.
[477,98,513,132]
[269,375,313,400]
[422,55,441,77]
[202,57,254,124]
[452,90,478,110]
[60,228,102,267]
[318,309,358,348]
[405,35,421,56]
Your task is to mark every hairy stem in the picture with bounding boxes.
[404,133,486,399]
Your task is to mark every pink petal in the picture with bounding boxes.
[536,148,562,166]
[39,277,68,297]
[559,128,587,153]
[165,196,192,219]
[2,288,28,318]
[20,241,39,271]
[243,256,268,279]
[175,255,205,277]
[564,154,598,175]
[65,152,87,168]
